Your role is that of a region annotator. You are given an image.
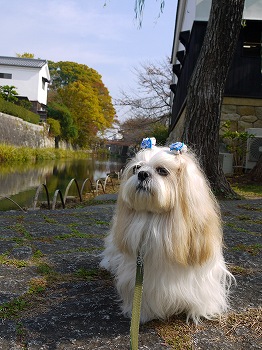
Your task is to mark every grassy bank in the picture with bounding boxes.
[228,176,262,199]
[232,183,262,198]
[0,144,89,163]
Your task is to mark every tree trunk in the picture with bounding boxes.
[182,0,245,198]
[249,154,262,182]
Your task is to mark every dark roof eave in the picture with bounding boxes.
[0,56,48,69]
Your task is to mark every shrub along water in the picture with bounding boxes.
[0,144,88,163]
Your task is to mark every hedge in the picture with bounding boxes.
[0,98,40,124]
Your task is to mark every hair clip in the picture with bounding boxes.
[169,142,187,154]
[141,137,156,149]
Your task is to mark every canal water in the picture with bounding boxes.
[0,157,125,211]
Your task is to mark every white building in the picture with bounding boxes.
[0,56,50,119]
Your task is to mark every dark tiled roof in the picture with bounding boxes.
[0,56,47,68]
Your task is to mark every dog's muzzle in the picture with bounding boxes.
[136,171,152,191]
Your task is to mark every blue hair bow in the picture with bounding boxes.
[169,142,187,154]
[141,137,156,149]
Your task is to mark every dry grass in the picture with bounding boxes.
[228,264,255,276]
[150,317,194,350]
[150,308,261,349]
[219,308,262,340]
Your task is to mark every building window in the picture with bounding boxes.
[242,21,262,57]
[42,77,46,90]
[0,73,12,79]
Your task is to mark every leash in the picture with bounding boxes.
[130,254,144,350]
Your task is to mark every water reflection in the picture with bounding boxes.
[0,158,125,211]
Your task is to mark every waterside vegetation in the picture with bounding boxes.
[0,143,89,163]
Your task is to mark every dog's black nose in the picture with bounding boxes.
[138,171,151,181]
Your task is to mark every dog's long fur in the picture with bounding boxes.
[100,146,233,323]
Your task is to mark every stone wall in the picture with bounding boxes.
[168,97,262,143]
[0,112,55,148]
[220,97,262,133]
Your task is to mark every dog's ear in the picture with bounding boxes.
[110,186,138,256]
[167,153,223,266]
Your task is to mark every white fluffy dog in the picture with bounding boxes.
[100,139,233,324]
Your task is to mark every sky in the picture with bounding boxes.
[1,0,177,121]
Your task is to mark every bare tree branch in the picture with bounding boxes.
[116,57,172,123]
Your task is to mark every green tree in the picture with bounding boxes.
[16,53,35,58]
[151,122,169,145]
[47,102,78,142]
[58,81,107,147]
[46,118,61,137]
[221,121,254,167]
[0,85,18,102]
[48,61,115,147]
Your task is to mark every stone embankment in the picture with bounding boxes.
[0,112,54,148]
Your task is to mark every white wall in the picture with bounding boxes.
[37,65,49,105]
[0,64,49,105]
[195,0,262,21]
[196,0,211,21]
[243,0,262,20]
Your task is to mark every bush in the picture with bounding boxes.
[221,120,254,166]
[47,102,78,141]
[151,122,169,145]
[0,85,18,102]
[47,118,61,137]
[16,99,32,111]
[0,98,40,124]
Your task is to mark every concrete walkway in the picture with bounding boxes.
[0,197,261,349]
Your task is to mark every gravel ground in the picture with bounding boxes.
[0,197,261,349]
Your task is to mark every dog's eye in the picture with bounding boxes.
[133,165,141,174]
[156,167,169,176]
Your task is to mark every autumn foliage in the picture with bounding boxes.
[48,61,115,148]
